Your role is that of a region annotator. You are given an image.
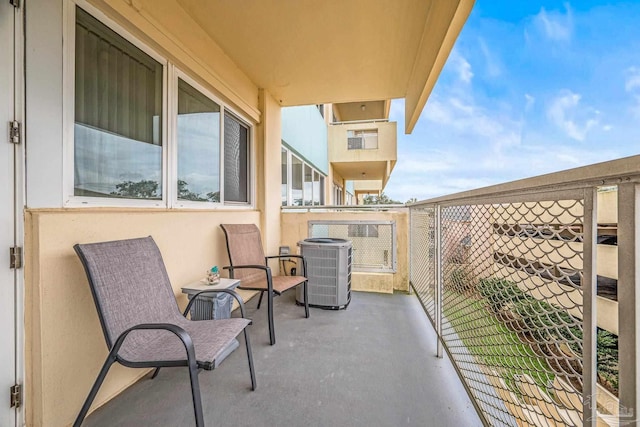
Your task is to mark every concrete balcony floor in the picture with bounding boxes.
[83,291,482,427]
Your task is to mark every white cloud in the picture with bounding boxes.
[449,50,473,84]
[625,67,640,92]
[547,90,599,141]
[531,3,574,42]
[478,38,501,78]
[625,67,640,117]
[525,94,535,111]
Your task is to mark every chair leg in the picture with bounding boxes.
[187,358,205,427]
[303,281,310,318]
[73,354,116,427]
[256,291,264,309]
[151,367,161,379]
[267,290,275,345]
[244,329,257,390]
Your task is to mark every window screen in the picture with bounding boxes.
[223,112,249,203]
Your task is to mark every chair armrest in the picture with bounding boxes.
[265,254,307,276]
[223,264,269,271]
[112,323,196,364]
[183,288,250,320]
[266,254,304,260]
[222,264,273,292]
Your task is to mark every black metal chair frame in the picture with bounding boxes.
[223,254,309,345]
[73,245,256,427]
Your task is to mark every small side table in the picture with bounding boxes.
[181,278,241,320]
[181,278,241,367]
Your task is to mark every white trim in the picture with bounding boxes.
[167,63,178,208]
[13,2,26,425]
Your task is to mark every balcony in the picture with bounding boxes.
[329,120,397,190]
[38,156,639,427]
[81,291,482,427]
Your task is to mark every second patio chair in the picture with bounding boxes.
[221,224,309,345]
[73,236,255,427]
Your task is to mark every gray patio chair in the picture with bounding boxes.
[220,224,309,345]
[73,236,255,427]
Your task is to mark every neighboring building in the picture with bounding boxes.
[281,101,398,206]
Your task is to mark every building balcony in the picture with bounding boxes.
[24,155,640,427]
[81,291,482,427]
[328,120,397,189]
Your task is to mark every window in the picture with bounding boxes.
[347,129,378,150]
[304,164,313,206]
[74,7,163,199]
[348,224,379,238]
[177,79,220,203]
[70,5,253,207]
[281,147,288,206]
[312,171,320,205]
[224,112,249,203]
[291,155,303,206]
[333,183,343,205]
[280,148,326,207]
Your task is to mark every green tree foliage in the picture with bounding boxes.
[177,179,207,202]
[111,180,159,199]
[477,277,619,394]
[362,192,401,205]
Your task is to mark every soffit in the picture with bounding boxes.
[175,0,474,132]
[333,101,387,122]
[331,161,387,181]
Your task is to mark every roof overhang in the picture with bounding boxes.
[176,0,474,133]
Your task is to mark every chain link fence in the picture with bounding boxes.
[309,220,396,272]
[409,191,620,426]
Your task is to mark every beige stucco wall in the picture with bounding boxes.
[328,121,397,164]
[25,209,260,427]
[280,210,409,293]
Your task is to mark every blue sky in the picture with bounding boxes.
[385,1,640,202]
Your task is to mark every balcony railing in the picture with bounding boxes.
[408,156,640,427]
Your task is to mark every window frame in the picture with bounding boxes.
[280,146,326,207]
[63,0,254,209]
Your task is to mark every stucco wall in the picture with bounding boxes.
[25,209,260,427]
[280,210,409,293]
[328,121,397,164]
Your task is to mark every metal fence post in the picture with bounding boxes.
[408,208,413,295]
[435,204,443,358]
[583,189,597,427]
[618,183,640,424]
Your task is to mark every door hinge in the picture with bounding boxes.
[9,120,21,144]
[9,0,20,8]
[10,247,22,269]
[10,384,22,408]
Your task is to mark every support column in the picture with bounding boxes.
[618,183,640,424]
[257,89,282,255]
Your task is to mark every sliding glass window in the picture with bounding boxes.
[291,155,303,206]
[281,147,288,206]
[304,164,313,206]
[177,79,220,203]
[74,7,163,199]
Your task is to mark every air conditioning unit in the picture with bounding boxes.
[347,137,363,150]
[296,238,352,310]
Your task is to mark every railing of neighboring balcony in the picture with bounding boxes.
[281,205,406,274]
[408,155,640,427]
